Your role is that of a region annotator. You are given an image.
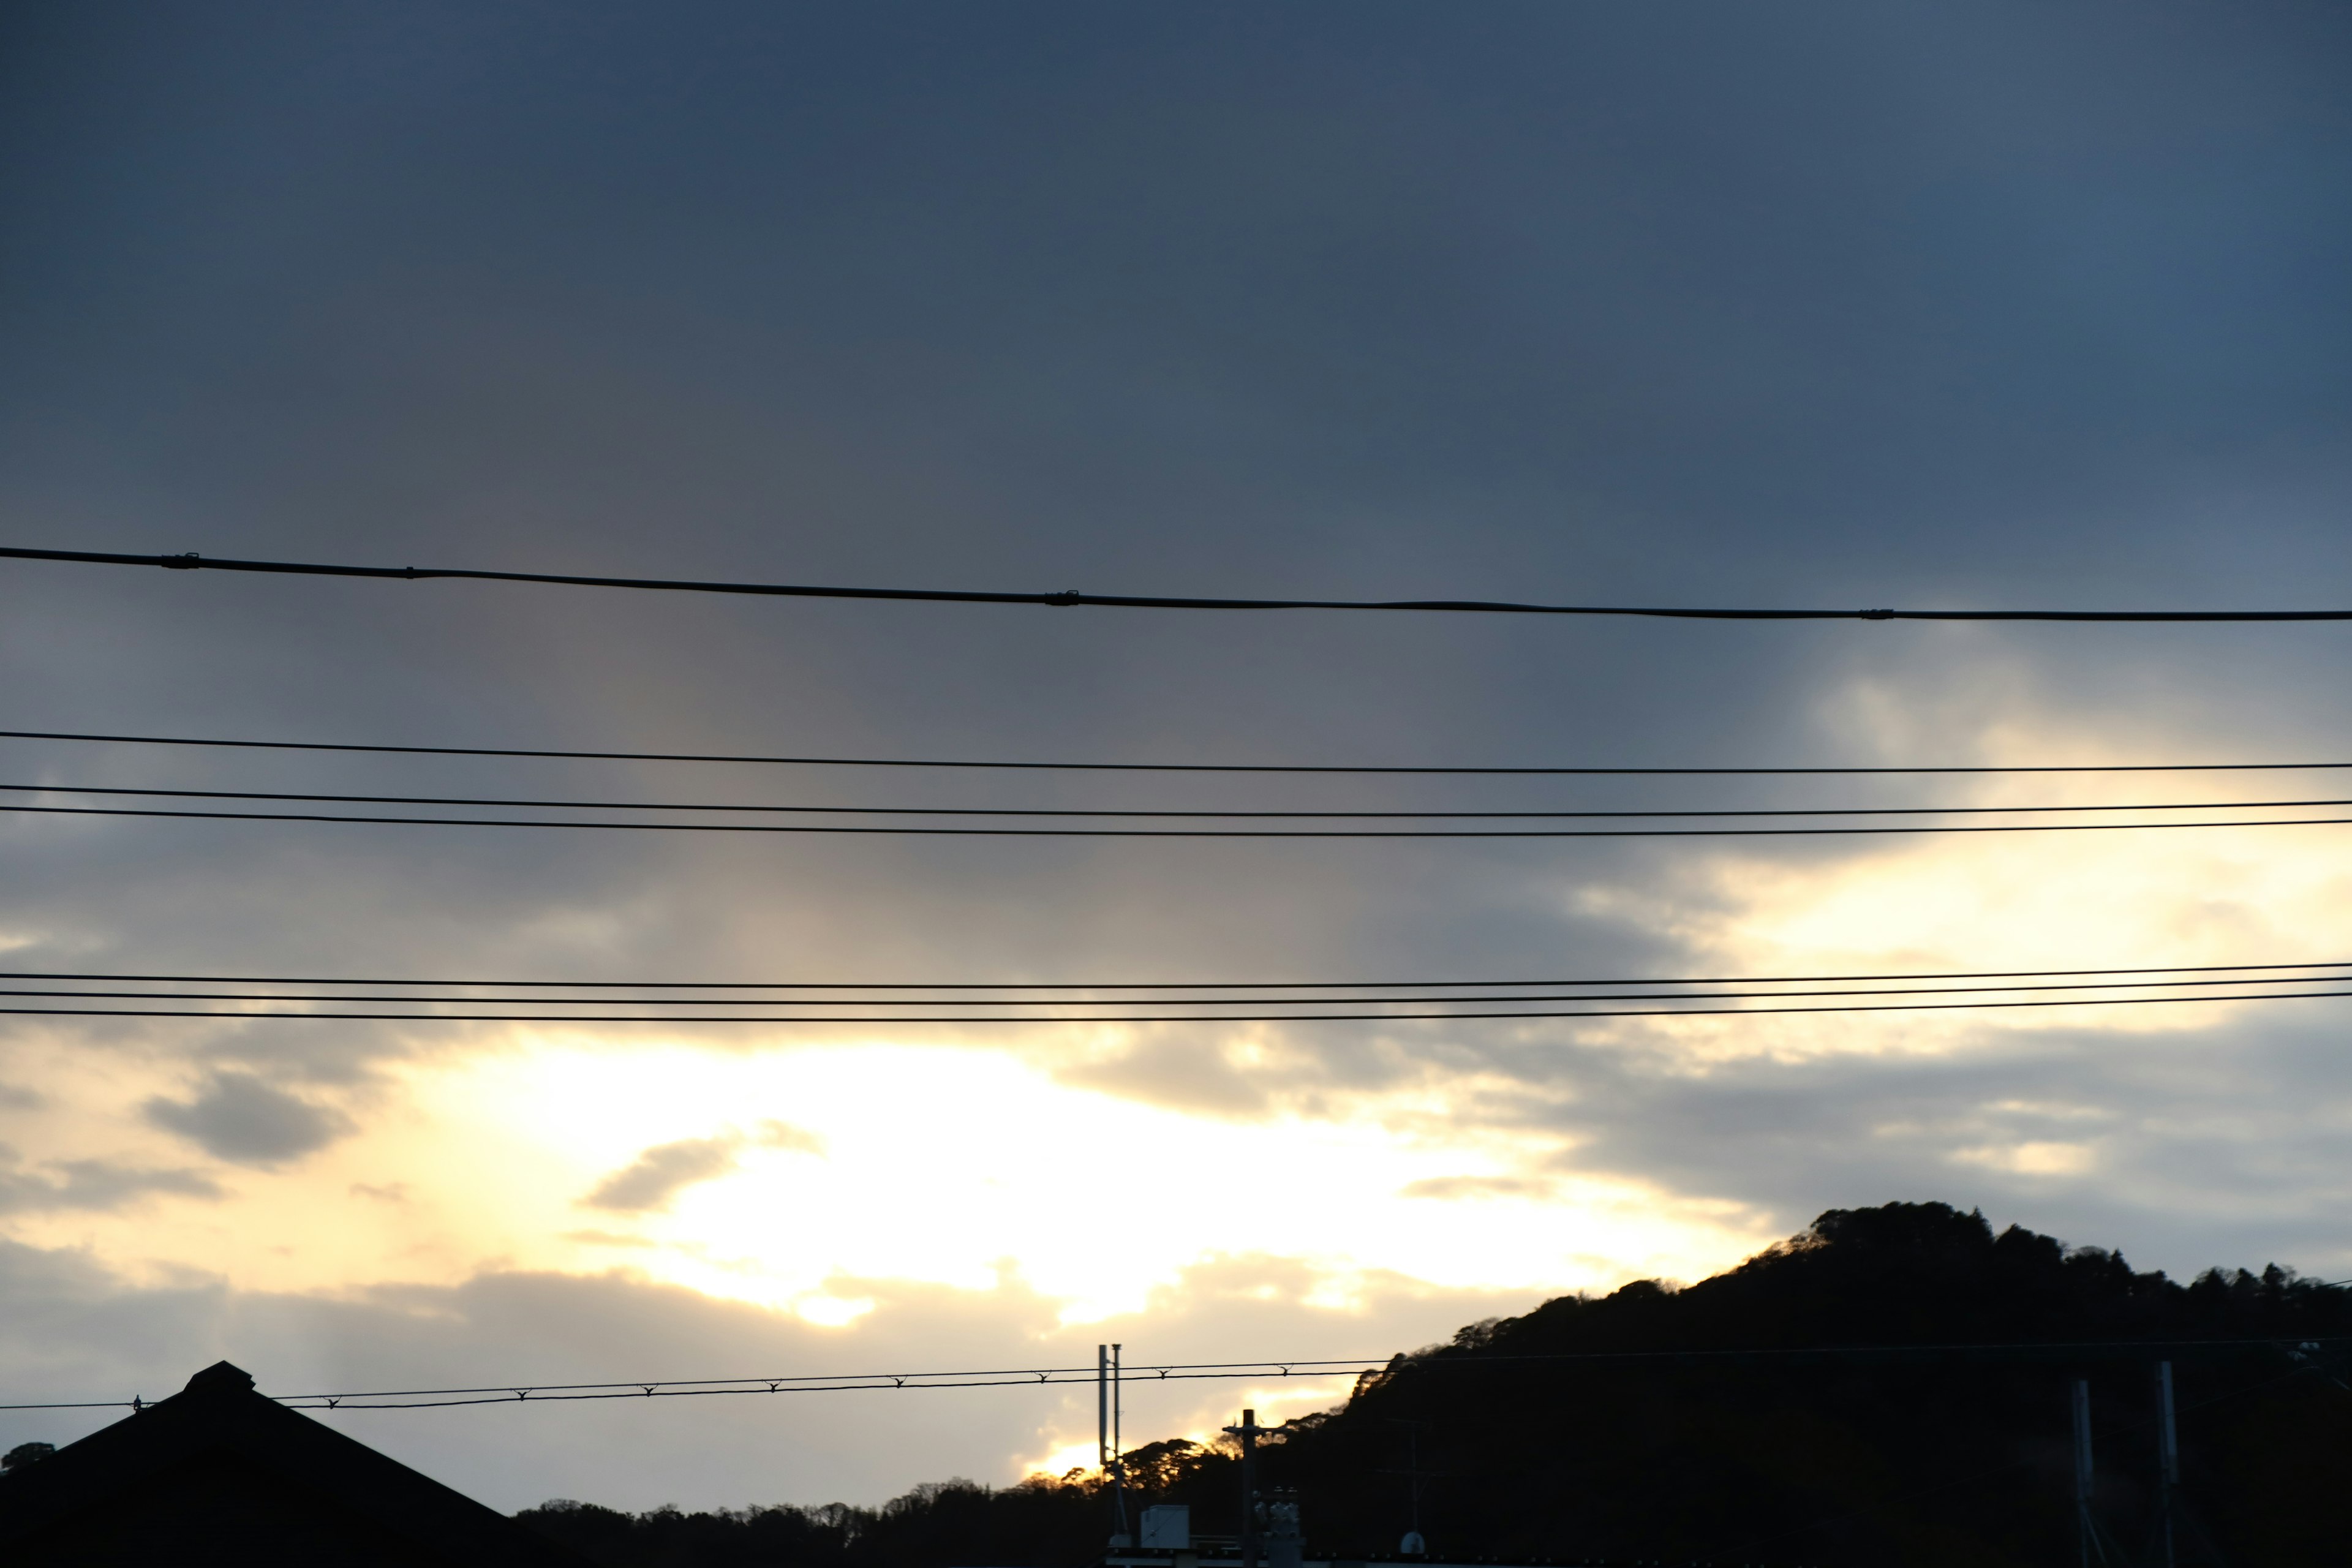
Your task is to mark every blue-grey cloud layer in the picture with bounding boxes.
[2,0,2351,1506]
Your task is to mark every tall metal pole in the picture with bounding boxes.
[1381,1416,1431,1549]
[1110,1344,1129,1542]
[1099,1346,1116,1544]
[2154,1362,2180,1568]
[1242,1409,1258,1568]
[2071,1379,2096,1568]
[1223,1409,1261,1568]
[1408,1421,1422,1542]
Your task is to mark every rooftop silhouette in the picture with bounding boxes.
[0,1359,588,1566]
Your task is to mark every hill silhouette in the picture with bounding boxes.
[521,1202,2352,1567]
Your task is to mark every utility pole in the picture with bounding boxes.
[1223,1408,1267,1568]
[1098,1345,1131,1545]
[2070,1379,2111,1567]
[1380,1417,1434,1554]
[2153,1361,2180,1568]
[1112,1343,1127,1542]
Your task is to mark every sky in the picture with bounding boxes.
[3,0,2352,1517]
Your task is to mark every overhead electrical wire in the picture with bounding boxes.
[6,782,2352,820]
[9,1338,2339,1414]
[3,979,2343,1005]
[5,988,2349,1022]
[13,801,2352,837]
[4,973,2351,1008]
[255,1337,2352,1409]
[4,552,2334,1425]
[7,729,2348,775]
[6,959,2344,989]
[9,544,2352,622]
[0,959,2342,1020]
[3,962,2347,1022]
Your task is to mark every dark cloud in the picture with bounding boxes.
[581,1136,742,1213]
[141,1072,354,1166]
[1422,1012,2352,1280]
[0,1147,222,1213]
[584,1122,825,1212]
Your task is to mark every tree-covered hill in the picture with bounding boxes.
[522,1202,2352,1567]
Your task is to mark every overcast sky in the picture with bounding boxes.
[3,0,2351,1516]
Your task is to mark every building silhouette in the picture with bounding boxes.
[0,1360,587,1565]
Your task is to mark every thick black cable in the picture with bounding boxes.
[10,545,2352,621]
[13,802,2352,836]
[4,987,2349,1022]
[9,782,2352,820]
[0,1399,145,1412]
[6,960,2344,989]
[12,1336,2336,1414]
[6,973,2350,1007]
[7,728,2346,775]
[281,1346,2345,1411]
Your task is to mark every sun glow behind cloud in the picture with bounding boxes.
[4,698,2349,1482]
[0,1032,1768,1317]
[398,1039,1763,1319]
[1574,822,2352,1075]
[5,779,2351,1501]
[7,810,2348,1317]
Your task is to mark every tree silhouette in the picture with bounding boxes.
[519,1202,2352,1567]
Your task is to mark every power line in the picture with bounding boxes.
[6,974,2351,1008]
[5,987,2349,1022]
[9,544,2352,622]
[10,782,2352,820]
[10,1338,2337,1414]
[14,802,2352,837]
[6,960,2345,989]
[9,728,2347,776]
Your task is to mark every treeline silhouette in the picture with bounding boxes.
[520,1202,2352,1567]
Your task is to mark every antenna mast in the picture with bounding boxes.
[1099,1344,1131,1545]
